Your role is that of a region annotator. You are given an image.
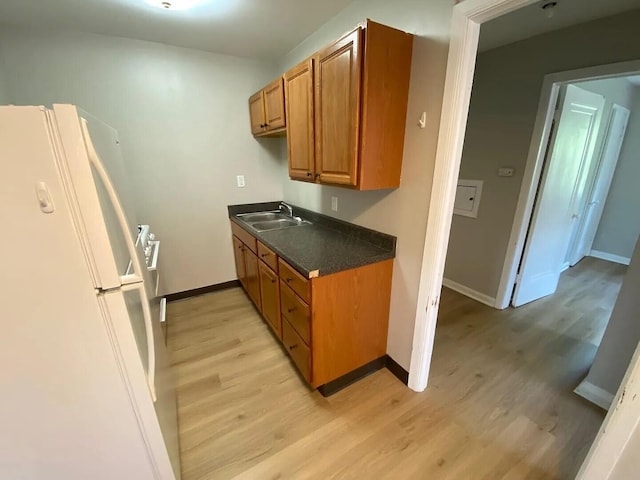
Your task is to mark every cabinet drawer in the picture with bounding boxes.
[283,318,311,383]
[257,241,278,272]
[280,281,310,344]
[230,221,257,254]
[279,259,310,303]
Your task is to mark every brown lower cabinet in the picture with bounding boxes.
[231,221,393,390]
[232,236,247,288]
[258,261,281,338]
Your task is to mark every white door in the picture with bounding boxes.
[512,85,605,307]
[567,104,631,266]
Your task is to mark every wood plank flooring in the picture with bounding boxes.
[166,257,626,479]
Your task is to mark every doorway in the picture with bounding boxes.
[510,74,639,307]
[409,0,640,477]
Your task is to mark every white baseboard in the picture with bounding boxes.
[574,379,614,411]
[442,278,497,308]
[589,250,631,266]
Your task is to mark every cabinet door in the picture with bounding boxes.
[244,249,262,311]
[249,91,266,135]
[285,59,315,181]
[315,28,362,186]
[263,78,286,131]
[232,236,247,289]
[259,262,281,339]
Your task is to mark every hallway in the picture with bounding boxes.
[167,257,625,479]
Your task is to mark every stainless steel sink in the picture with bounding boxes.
[237,210,312,232]
[237,211,286,223]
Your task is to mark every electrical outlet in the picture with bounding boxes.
[236,175,245,188]
[331,196,338,212]
[498,167,514,177]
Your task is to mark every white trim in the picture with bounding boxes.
[407,0,537,393]
[493,60,640,310]
[442,278,496,307]
[590,250,632,266]
[577,340,640,479]
[575,379,615,411]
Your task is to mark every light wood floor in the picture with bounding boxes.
[167,257,626,480]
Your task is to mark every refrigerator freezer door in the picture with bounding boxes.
[51,104,141,290]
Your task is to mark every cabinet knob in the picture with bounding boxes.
[261,253,269,258]
[271,279,276,284]
[289,344,298,351]
[285,277,293,283]
[287,307,296,313]
[315,173,320,179]
[306,172,312,177]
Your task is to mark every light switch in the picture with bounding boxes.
[236,175,245,188]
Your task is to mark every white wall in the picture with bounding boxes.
[591,87,640,260]
[279,0,453,369]
[0,27,284,295]
[444,10,640,300]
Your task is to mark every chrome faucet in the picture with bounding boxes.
[279,202,293,218]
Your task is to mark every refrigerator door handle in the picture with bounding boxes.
[79,118,143,285]
[80,118,156,400]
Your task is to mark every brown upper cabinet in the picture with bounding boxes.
[286,20,414,190]
[249,78,286,137]
[284,59,315,181]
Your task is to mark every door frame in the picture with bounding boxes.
[493,59,640,310]
[409,0,640,476]
[408,0,538,394]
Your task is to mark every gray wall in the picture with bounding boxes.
[591,89,640,260]
[444,10,640,300]
[0,47,9,103]
[0,27,284,296]
[278,0,453,369]
[583,237,640,397]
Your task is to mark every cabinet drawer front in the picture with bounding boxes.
[283,318,311,383]
[280,281,310,344]
[279,259,310,303]
[257,241,278,272]
[230,221,257,254]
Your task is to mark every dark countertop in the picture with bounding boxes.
[228,201,396,278]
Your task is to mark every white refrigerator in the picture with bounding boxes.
[0,105,180,479]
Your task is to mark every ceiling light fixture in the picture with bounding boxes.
[144,0,207,11]
[541,1,558,19]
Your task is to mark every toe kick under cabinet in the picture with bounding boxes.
[230,221,393,393]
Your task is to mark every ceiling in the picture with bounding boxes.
[480,0,640,52]
[0,0,355,60]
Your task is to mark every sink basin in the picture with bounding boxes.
[250,218,311,232]
[236,209,312,232]
[237,211,286,223]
